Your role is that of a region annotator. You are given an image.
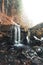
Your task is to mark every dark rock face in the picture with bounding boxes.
[26,23,43,65]
[0,23,43,65]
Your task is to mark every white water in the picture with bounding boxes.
[14,25,20,44]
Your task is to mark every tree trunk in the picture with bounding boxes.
[6,0,9,15]
[11,0,15,16]
[2,0,4,13]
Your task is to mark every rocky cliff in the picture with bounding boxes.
[30,23,43,38]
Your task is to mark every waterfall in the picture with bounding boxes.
[17,25,20,44]
[14,26,17,43]
[14,25,24,47]
[14,25,20,44]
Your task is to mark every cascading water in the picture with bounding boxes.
[14,25,20,44]
[17,25,20,43]
[14,24,24,47]
[14,25,18,43]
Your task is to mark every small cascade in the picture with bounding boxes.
[14,25,18,43]
[17,25,20,43]
[14,25,21,44]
